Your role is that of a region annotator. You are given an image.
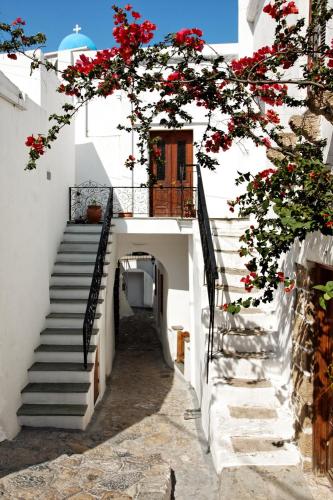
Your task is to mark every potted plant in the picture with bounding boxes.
[184,200,196,218]
[86,198,102,223]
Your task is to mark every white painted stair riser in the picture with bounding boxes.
[215,273,248,288]
[50,275,107,287]
[28,369,93,384]
[56,253,101,263]
[220,331,278,354]
[212,439,300,472]
[59,242,111,253]
[21,390,91,405]
[66,225,103,233]
[213,236,244,252]
[40,333,98,346]
[211,356,282,381]
[215,289,262,305]
[45,316,101,329]
[34,350,96,364]
[63,233,111,242]
[214,309,276,331]
[50,288,104,300]
[50,301,102,314]
[211,412,294,440]
[211,385,278,407]
[210,220,250,233]
[18,415,87,430]
[214,251,248,269]
[54,263,99,274]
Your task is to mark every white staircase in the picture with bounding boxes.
[207,218,300,473]
[17,223,112,430]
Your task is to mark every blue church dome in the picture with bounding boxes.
[58,26,96,51]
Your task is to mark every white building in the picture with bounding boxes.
[0,0,333,476]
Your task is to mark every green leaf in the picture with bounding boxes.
[313,285,328,291]
[319,296,327,310]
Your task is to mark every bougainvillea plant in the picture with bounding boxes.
[1,1,333,312]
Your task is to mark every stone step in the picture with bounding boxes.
[17,404,89,430]
[211,354,281,381]
[53,262,109,274]
[34,344,96,363]
[210,219,250,233]
[59,242,111,253]
[50,273,107,287]
[212,446,300,472]
[28,362,93,383]
[211,377,277,407]
[50,285,106,300]
[17,403,88,416]
[212,236,243,252]
[21,382,91,405]
[216,329,278,354]
[50,298,103,314]
[66,223,104,233]
[63,232,111,242]
[56,252,109,263]
[213,250,247,269]
[40,328,98,345]
[45,312,102,329]
[214,307,276,331]
[211,408,294,440]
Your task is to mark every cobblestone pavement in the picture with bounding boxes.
[0,309,218,499]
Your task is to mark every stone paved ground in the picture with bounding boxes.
[0,309,218,499]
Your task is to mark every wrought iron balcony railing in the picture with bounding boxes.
[69,181,197,221]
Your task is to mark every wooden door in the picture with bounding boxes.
[150,130,193,217]
[313,264,333,474]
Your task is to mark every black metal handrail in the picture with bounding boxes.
[196,165,218,380]
[83,188,113,368]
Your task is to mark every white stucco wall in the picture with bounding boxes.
[0,62,75,439]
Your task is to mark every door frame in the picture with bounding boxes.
[313,262,333,474]
[149,129,194,217]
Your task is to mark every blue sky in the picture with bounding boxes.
[0,1,238,52]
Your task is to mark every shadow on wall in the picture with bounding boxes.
[75,142,111,186]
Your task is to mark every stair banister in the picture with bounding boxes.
[196,165,218,379]
[83,188,113,368]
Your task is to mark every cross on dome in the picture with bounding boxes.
[73,24,82,35]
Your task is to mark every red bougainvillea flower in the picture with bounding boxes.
[240,274,256,292]
[132,11,141,19]
[266,109,280,124]
[25,135,45,155]
[264,1,298,20]
[7,53,17,60]
[12,17,26,26]
[174,28,204,51]
[262,137,272,148]
[277,272,285,282]
[258,168,277,179]
[205,131,232,153]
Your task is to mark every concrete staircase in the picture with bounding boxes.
[17,223,112,430]
[207,218,300,473]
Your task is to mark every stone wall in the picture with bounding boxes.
[291,263,316,471]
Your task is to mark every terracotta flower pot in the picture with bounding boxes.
[86,205,102,223]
